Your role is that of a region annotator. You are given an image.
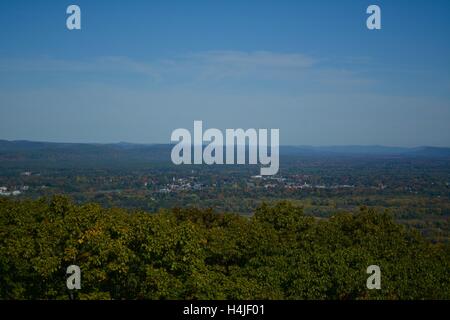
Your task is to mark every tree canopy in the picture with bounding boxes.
[0,197,448,299]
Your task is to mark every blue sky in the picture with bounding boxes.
[0,0,449,146]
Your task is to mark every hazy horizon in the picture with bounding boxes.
[1,138,450,150]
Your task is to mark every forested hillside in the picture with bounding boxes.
[0,197,448,300]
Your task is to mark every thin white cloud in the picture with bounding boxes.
[0,50,315,76]
[0,51,373,92]
[187,50,316,68]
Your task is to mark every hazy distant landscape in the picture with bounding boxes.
[1,140,449,242]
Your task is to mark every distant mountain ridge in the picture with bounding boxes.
[0,140,449,169]
[280,145,450,157]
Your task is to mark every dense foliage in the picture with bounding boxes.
[0,196,448,300]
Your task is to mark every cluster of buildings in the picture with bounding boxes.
[158,177,203,194]
[251,175,356,190]
[0,186,23,197]
[284,182,355,190]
